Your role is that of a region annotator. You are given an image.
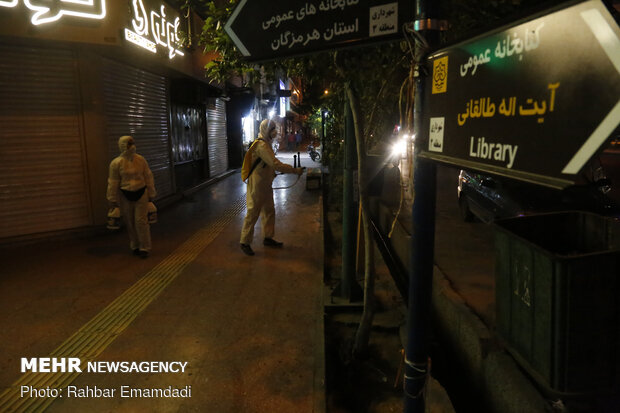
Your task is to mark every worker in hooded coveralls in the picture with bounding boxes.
[107,135,157,258]
[240,119,303,256]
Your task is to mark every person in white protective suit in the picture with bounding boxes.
[107,135,157,258]
[240,119,303,256]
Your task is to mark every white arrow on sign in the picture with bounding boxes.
[224,0,250,57]
[562,7,620,174]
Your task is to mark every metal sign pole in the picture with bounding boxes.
[404,0,442,411]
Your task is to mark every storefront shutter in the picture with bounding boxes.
[0,44,90,239]
[207,98,229,177]
[102,58,174,198]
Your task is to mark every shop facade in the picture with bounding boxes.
[0,0,234,241]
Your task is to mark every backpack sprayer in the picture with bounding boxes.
[242,139,307,190]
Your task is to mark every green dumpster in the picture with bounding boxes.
[494,211,620,395]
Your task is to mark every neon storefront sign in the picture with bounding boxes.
[124,0,184,59]
[0,0,106,26]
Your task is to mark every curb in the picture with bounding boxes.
[315,195,327,413]
[431,266,549,413]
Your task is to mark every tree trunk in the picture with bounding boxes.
[345,82,376,358]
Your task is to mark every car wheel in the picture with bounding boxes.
[459,196,475,222]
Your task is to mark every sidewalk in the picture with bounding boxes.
[0,170,325,412]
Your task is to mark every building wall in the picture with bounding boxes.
[0,0,208,80]
[0,44,91,238]
[78,50,111,231]
[0,0,232,241]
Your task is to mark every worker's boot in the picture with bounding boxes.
[240,243,255,256]
[263,238,283,247]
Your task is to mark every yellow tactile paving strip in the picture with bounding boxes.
[0,195,246,413]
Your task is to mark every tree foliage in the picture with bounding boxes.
[441,0,568,44]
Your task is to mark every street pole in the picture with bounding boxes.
[404,0,442,412]
[320,109,326,162]
[336,96,361,301]
[321,109,325,145]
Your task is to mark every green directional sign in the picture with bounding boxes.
[421,0,620,188]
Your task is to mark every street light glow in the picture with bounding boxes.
[391,138,407,158]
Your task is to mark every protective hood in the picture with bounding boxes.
[118,135,136,156]
[258,119,276,140]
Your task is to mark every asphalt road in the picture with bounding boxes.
[433,165,497,327]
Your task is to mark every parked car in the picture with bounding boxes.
[457,161,620,223]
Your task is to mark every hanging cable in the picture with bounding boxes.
[389,29,423,238]
[243,171,305,190]
[271,172,304,190]
[183,3,192,48]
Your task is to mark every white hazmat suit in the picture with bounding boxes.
[107,135,157,257]
[240,120,302,255]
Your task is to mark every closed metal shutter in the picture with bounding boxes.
[0,44,90,239]
[170,105,206,164]
[207,98,228,176]
[102,59,173,198]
